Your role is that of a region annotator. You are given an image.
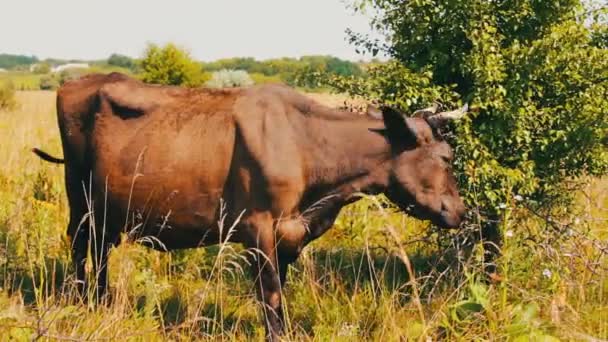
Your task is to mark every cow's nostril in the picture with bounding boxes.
[441,200,448,212]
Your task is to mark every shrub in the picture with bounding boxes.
[58,68,87,85]
[107,53,136,70]
[330,0,608,217]
[205,69,254,88]
[139,43,206,87]
[330,0,608,254]
[0,80,17,111]
[31,63,51,74]
[39,75,59,90]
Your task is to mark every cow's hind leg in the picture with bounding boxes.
[91,231,110,302]
[90,209,121,303]
[68,213,88,300]
[64,167,90,301]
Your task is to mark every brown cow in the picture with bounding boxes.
[33,73,466,340]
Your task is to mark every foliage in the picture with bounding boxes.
[202,55,362,87]
[0,80,17,111]
[57,68,88,86]
[0,91,606,341]
[0,54,38,70]
[31,63,51,74]
[39,75,59,90]
[332,0,608,223]
[205,69,254,88]
[249,72,282,84]
[107,53,136,70]
[139,43,207,87]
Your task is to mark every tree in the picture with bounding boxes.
[332,0,608,256]
[107,53,136,70]
[139,43,206,87]
[0,54,38,69]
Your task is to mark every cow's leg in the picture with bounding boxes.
[90,220,121,304]
[277,251,299,288]
[90,199,121,303]
[246,213,284,341]
[278,259,290,288]
[275,219,306,288]
[68,214,88,299]
[64,167,89,300]
[91,233,110,302]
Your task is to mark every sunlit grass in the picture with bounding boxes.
[0,91,606,340]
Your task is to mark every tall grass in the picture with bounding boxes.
[0,91,606,340]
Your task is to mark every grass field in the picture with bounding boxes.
[0,91,606,340]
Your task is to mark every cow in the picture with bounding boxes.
[33,72,467,340]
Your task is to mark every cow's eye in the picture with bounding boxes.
[441,155,451,163]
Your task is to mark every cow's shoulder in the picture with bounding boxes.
[232,84,306,212]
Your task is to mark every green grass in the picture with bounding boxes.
[0,91,606,340]
[0,67,134,91]
[0,72,43,90]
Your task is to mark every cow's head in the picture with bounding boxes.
[369,104,468,228]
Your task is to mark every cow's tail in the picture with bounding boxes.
[32,148,65,164]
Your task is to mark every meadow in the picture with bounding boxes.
[0,91,606,341]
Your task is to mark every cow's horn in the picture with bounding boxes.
[413,102,439,118]
[426,103,469,127]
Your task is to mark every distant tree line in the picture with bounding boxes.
[1,49,364,90]
[203,56,361,77]
[202,56,361,88]
[0,54,38,69]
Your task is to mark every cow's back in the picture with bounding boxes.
[56,73,245,248]
[91,84,239,247]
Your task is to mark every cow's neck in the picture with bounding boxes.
[304,114,391,202]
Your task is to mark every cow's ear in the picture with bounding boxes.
[380,106,418,151]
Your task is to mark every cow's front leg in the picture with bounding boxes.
[245,212,284,341]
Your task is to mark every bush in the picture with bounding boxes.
[31,63,50,74]
[0,80,17,111]
[139,43,206,87]
[58,68,87,85]
[330,0,608,254]
[39,75,59,90]
[107,53,136,70]
[205,69,254,88]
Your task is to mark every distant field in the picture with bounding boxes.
[0,91,606,340]
[0,72,43,90]
[0,66,133,91]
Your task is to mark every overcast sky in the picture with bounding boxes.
[2,0,379,61]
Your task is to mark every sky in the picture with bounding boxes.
[1,0,379,62]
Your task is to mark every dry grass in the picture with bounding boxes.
[304,92,367,112]
[0,91,606,341]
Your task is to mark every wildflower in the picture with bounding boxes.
[542,269,552,278]
[574,218,581,225]
[505,230,514,238]
[513,195,523,202]
[498,203,507,210]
